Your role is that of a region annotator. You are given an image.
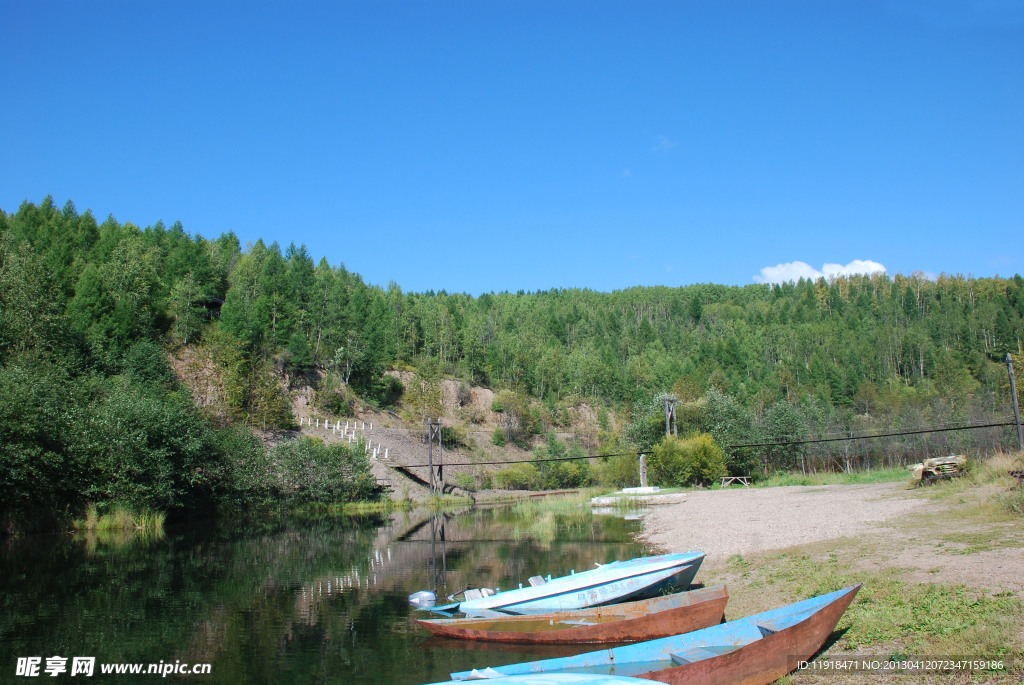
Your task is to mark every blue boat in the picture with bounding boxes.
[434,552,705,615]
[428,675,652,685]
[444,584,862,685]
[429,676,652,685]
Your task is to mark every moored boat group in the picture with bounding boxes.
[410,551,861,685]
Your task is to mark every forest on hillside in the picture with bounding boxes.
[2,197,1023,525]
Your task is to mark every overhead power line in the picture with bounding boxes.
[729,419,1017,449]
[395,418,1017,469]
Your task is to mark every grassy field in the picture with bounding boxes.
[753,465,911,488]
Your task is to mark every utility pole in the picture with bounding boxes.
[1008,354,1024,451]
[664,394,677,438]
[427,418,444,493]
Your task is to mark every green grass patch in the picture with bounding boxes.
[423,494,475,511]
[73,504,166,534]
[717,549,1022,660]
[510,491,593,515]
[935,526,1024,555]
[287,498,410,517]
[505,492,595,544]
[754,466,909,488]
[847,579,1021,657]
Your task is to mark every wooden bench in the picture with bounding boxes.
[720,476,751,488]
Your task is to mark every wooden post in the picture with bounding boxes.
[1008,354,1024,451]
[427,419,434,492]
[427,418,443,492]
[664,394,677,437]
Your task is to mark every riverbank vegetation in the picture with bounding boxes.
[3,197,1023,530]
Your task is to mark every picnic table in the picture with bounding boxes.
[720,476,751,488]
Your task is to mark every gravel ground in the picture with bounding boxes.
[640,482,929,561]
[639,481,1024,595]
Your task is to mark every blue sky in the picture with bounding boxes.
[2,1,1022,294]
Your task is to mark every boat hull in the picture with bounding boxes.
[448,584,862,685]
[458,553,705,614]
[634,584,859,685]
[419,585,728,644]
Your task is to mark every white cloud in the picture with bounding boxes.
[652,135,677,153]
[754,259,886,284]
[821,260,887,279]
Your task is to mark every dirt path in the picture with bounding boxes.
[641,482,927,559]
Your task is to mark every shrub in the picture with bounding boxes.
[316,379,358,416]
[267,437,376,504]
[457,381,472,407]
[541,458,593,489]
[377,374,404,408]
[534,434,593,489]
[648,433,727,487]
[441,424,471,449]
[454,472,476,491]
[683,433,728,486]
[121,341,179,388]
[599,454,641,489]
[494,463,540,490]
[492,427,507,446]
[497,390,534,446]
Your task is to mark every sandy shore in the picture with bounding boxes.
[639,482,928,562]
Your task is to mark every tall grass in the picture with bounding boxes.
[510,493,588,518]
[73,504,166,533]
[72,504,167,550]
[423,494,475,512]
[288,499,411,517]
[753,466,909,488]
[503,493,592,544]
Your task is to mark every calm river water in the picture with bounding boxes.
[1,506,650,684]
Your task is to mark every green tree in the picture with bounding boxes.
[169,271,207,345]
[762,401,809,474]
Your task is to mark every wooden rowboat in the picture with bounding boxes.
[434,553,705,615]
[418,585,728,644]
[442,584,861,684]
[431,676,652,685]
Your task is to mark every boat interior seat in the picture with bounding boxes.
[480,588,497,597]
[464,589,483,601]
[756,608,813,637]
[528,576,547,587]
[670,645,736,665]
